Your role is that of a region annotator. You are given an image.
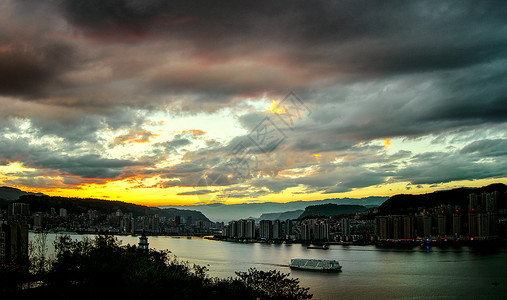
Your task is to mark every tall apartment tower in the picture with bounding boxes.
[341,218,351,236]
[438,214,447,237]
[468,194,478,212]
[423,213,432,237]
[272,220,282,239]
[316,220,329,241]
[245,219,255,239]
[486,192,499,212]
[403,216,414,239]
[0,221,29,265]
[259,220,272,239]
[229,221,238,238]
[237,219,246,238]
[301,222,311,241]
[452,213,462,236]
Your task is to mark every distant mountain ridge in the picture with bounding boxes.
[162,196,389,222]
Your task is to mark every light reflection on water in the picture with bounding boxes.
[31,233,507,300]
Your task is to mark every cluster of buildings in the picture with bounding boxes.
[1,202,224,236]
[221,191,506,244]
[375,191,506,241]
[223,219,300,240]
[221,217,376,243]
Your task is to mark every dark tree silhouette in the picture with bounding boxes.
[15,234,312,300]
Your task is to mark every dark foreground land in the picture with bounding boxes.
[1,235,312,300]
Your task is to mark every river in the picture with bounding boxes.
[30,233,507,300]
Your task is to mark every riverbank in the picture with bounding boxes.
[205,235,507,248]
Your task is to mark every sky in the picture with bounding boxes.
[0,0,506,207]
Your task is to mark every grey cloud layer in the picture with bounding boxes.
[4,0,506,106]
[1,0,506,193]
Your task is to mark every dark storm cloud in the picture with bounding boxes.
[57,0,507,72]
[0,41,75,97]
[6,0,507,115]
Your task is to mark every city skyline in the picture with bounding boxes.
[1,1,507,207]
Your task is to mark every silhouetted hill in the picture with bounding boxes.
[0,187,46,210]
[378,183,507,215]
[299,204,368,219]
[159,207,211,222]
[0,186,45,201]
[12,195,210,222]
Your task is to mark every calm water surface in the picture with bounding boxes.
[32,233,507,300]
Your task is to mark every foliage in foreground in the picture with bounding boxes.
[4,234,312,300]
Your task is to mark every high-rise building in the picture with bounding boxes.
[438,214,447,237]
[229,221,238,238]
[477,213,489,237]
[237,219,246,238]
[284,219,295,239]
[341,218,351,236]
[486,192,499,212]
[392,216,404,239]
[452,213,462,236]
[468,212,478,237]
[376,216,389,240]
[403,216,414,239]
[315,220,329,241]
[273,220,282,239]
[245,219,255,239]
[488,212,499,236]
[0,221,29,265]
[301,221,311,241]
[468,194,478,212]
[259,220,272,239]
[423,213,432,237]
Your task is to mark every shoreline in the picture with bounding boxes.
[204,235,507,248]
[31,230,507,248]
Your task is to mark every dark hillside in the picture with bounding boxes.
[299,204,368,219]
[378,183,507,215]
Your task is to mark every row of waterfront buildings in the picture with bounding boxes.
[376,191,505,241]
[222,219,325,241]
[222,218,373,243]
[221,191,506,243]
